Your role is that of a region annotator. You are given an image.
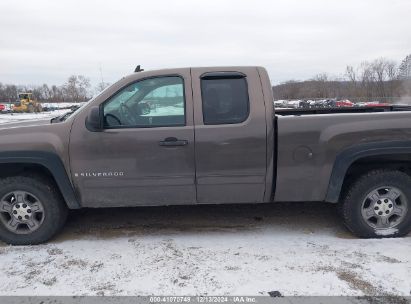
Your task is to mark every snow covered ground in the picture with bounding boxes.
[0,112,410,297]
[0,109,71,125]
[0,203,410,296]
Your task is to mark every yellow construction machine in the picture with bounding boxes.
[13,93,43,113]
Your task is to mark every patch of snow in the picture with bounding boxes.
[41,102,84,109]
[0,203,409,296]
[0,109,71,125]
[375,228,399,236]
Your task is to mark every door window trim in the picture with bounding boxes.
[101,74,187,129]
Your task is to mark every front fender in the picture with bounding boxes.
[0,151,81,209]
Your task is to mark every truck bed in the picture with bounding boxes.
[274,108,411,202]
[275,105,411,116]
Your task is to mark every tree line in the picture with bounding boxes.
[0,75,110,103]
[273,54,411,101]
[2,54,410,103]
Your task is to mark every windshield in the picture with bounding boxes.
[18,94,30,100]
[57,102,87,122]
[103,81,141,113]
[54,83,115,122]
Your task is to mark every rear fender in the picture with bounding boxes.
[326,140,411,203]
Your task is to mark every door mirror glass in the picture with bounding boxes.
[86,106,102,131]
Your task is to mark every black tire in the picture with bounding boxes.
[341,169,411,238]
[0,176,68,245]
[27,104,34,113]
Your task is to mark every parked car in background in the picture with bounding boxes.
[310,99,336,108]
[336,99,354,107]
[274,100,288,108]
[41,103,59,112]
[356,101,391,107]
[286,100,302,108]
[364,101,391,107]
[299,100,311,108]
[0,104,13,113]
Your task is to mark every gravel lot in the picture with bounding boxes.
[0,203,410,296]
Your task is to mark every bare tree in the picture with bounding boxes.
[272,56,408,101]
[312,73,329,98]
[95,81,111,94]
[399,54,411,79]
[62,75,91,102]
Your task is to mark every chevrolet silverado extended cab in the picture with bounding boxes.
[1,66,411,245]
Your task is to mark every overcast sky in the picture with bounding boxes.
[0,0,410,87]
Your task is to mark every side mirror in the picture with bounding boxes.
[85,106,102,131]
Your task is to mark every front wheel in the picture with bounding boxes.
[341,169,411,238]
[27,104,34,113]
[0,176,68,245]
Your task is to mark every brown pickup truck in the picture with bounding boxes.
[1,66,411,245]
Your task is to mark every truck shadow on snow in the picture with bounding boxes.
[52,202,360,242]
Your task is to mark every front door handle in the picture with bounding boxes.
[159,137,188,147]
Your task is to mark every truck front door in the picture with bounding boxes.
[69,69,196,207]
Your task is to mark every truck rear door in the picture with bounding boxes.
[191,67,268,204]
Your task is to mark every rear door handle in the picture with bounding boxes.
[159,137,188,147]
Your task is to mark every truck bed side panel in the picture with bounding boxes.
[274,112,411,202]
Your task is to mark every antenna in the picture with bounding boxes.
[134,65,144,73]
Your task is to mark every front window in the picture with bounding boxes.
[103,76,185,128]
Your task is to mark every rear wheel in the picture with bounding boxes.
[341,170,411,238]
[27,104,34,113]
[0,176,68,245]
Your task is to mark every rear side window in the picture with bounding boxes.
[201,75,249,125]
